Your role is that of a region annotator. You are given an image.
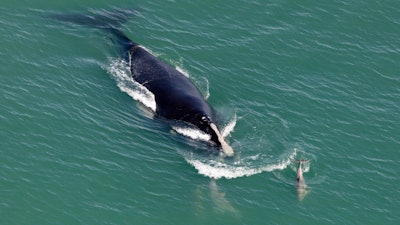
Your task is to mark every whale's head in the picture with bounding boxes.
[195,115,234,157]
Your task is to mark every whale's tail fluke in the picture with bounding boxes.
[48,8,138,29]
[48,8,138,54]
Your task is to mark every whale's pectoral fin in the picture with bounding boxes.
[210,123,234,157]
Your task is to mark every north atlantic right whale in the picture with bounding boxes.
[122,31,234,156]
[52,10,234,156]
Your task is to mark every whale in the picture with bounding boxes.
[126,36,234,156]
[296,160,307,188]
[51,10,234,156]
[295,160,309,200]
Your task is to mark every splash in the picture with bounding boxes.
[176,66,190,78]
[172,126,211,142]
[106,58,156,111]
[221,112,237,138]
[273,148,325,187]
[290,148,312,173]
[185,149,297,180]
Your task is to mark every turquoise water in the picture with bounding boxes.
[1,1,399,224]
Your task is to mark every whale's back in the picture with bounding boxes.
[129,46,214,121]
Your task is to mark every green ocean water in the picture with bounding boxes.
[1,1,399,224]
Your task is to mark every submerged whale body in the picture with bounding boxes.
[52,9,234,156]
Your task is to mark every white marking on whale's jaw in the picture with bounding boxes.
[210,123,234,157]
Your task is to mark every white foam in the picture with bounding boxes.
[176,66,190,78]
[141,46,161,58]
[186,150,297,180]
[172,126,211,141]
[106,58,156,112]
[172,113,237,144]
[187,158,290,180]
[221,113,237,138]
